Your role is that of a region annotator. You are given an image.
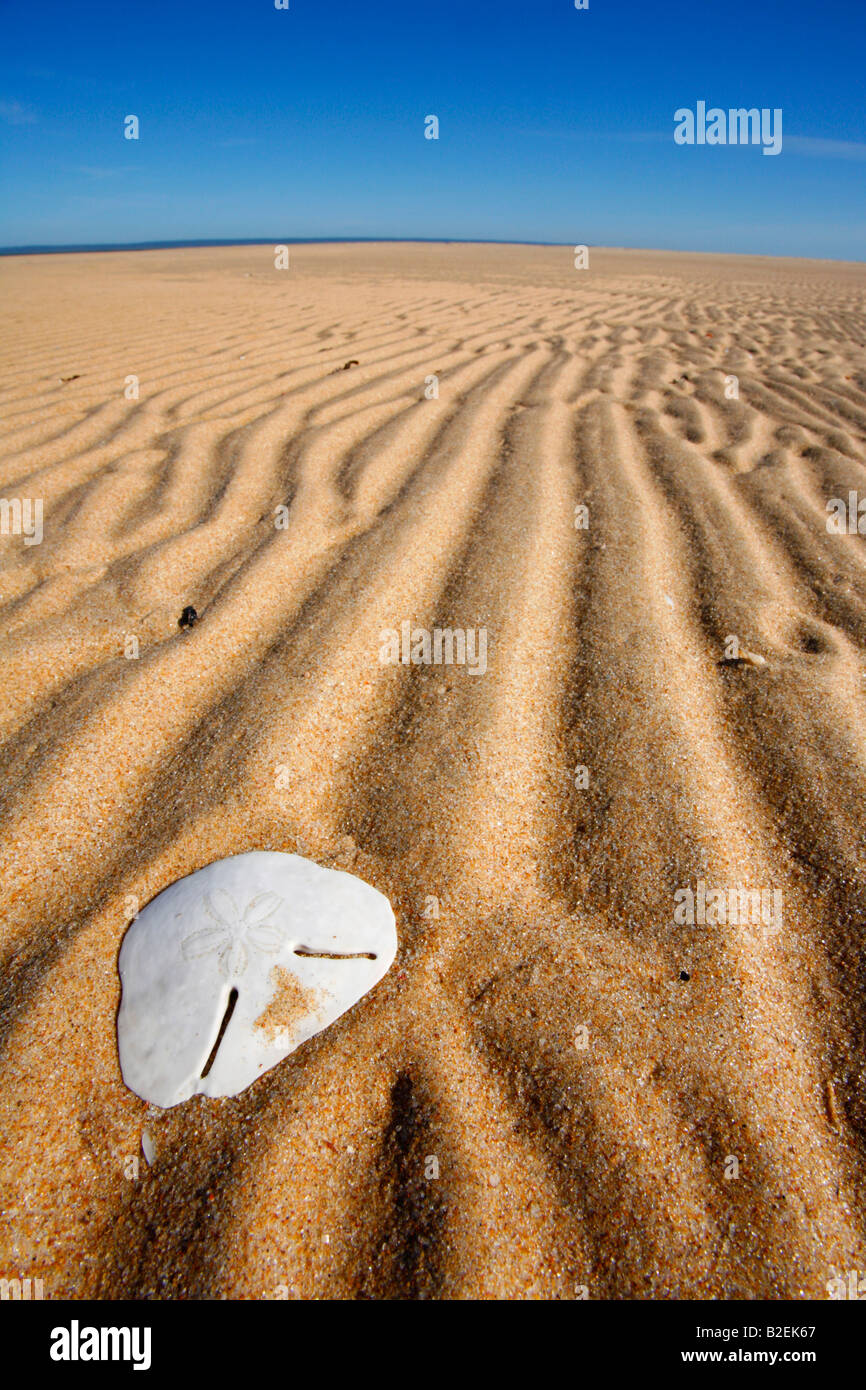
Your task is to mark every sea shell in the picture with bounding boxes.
[117,851,397,1107]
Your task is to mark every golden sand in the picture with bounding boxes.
[1,242,865,1298]
[255,967,324,1042]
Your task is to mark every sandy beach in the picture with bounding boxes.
[1,241,866,1299]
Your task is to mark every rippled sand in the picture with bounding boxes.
[1,242,866,1298]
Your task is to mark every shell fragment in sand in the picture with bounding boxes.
[734,648,767,667]
[117,851,397,1107]
[720,648,767,668]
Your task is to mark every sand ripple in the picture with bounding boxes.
[1,243,866,1298]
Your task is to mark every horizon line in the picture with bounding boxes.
[1,236,864,265]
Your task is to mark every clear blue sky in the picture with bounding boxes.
[1,0,864,258]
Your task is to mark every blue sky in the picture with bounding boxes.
[0,0,864,258]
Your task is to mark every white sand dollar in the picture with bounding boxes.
[117,851,397,1107]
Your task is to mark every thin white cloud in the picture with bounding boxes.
[0,99,37,125]
[525,127,866,160]
[785,135,866,160]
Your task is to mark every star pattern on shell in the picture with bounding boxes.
[181,890,287,978]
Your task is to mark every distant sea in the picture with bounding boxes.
[0,237,563,257]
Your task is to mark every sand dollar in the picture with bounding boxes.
[117,851,397,1107]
